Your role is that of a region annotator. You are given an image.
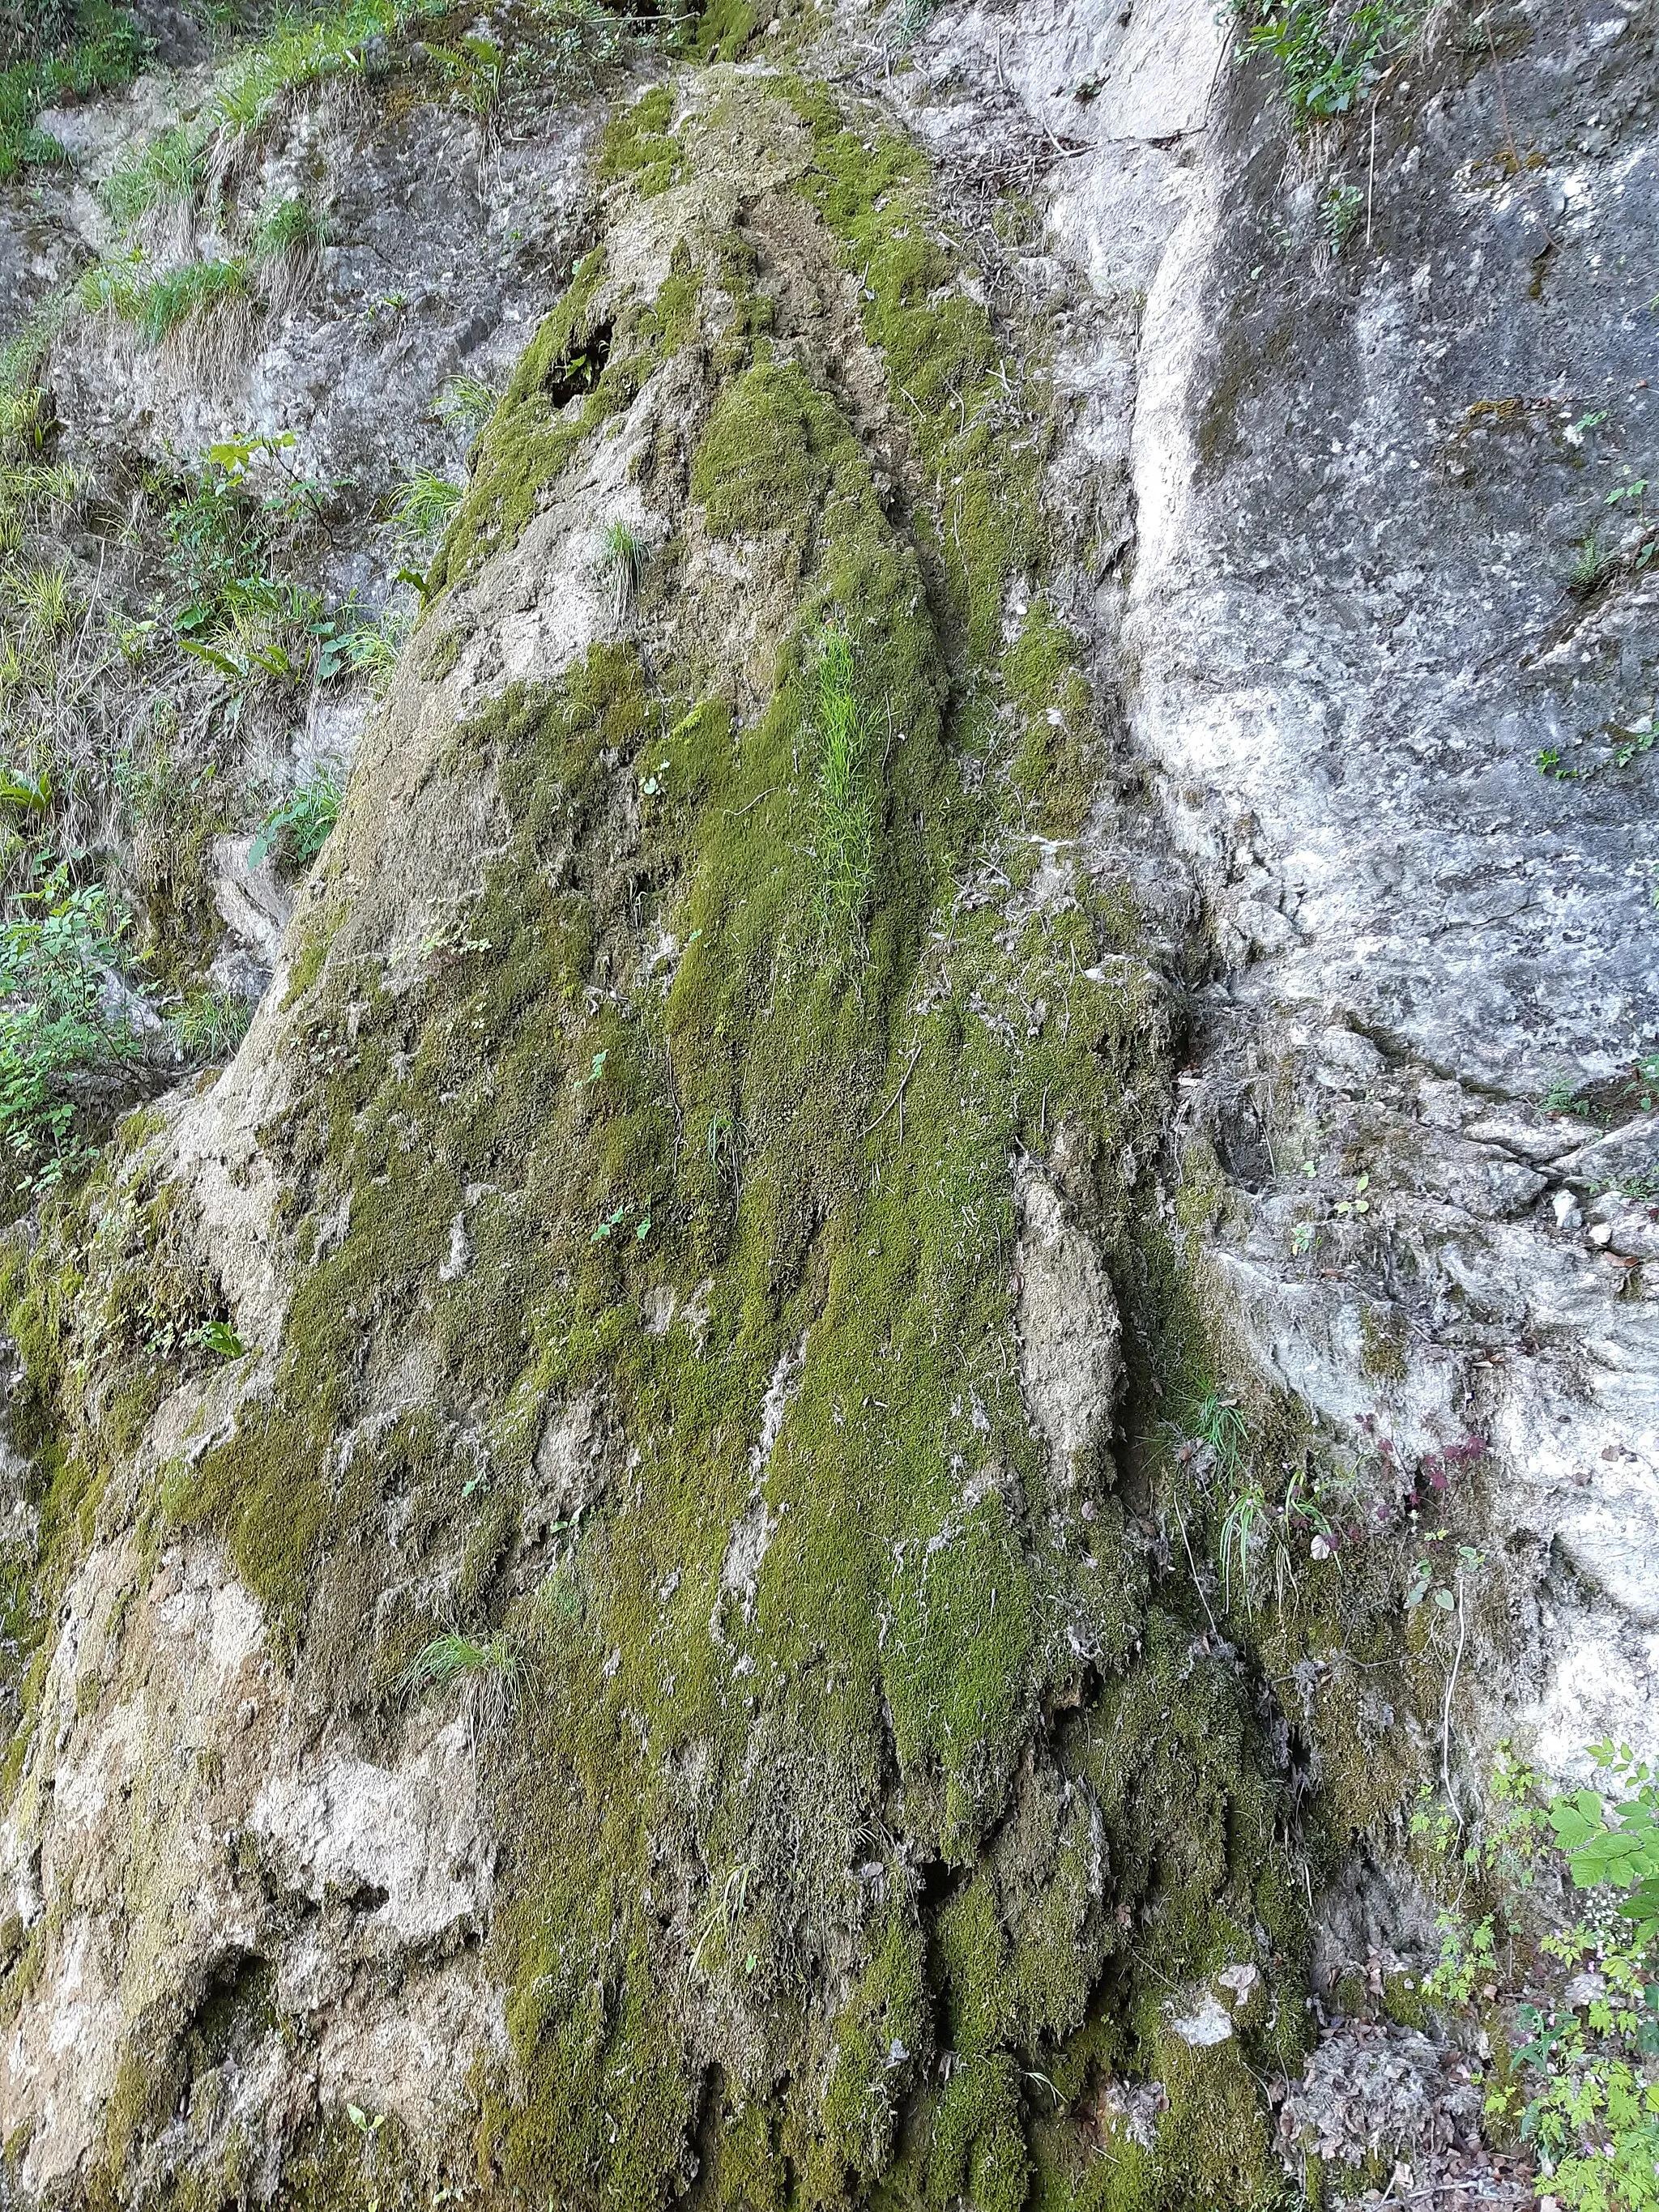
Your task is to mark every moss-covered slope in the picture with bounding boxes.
[0,63,1313,2212]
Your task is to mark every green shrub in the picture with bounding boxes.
[249,761,344,870]
[0,867,146,1183]
[1418,1745,1659,2210]
[1230,0,1425,119]
[155,439,288,635]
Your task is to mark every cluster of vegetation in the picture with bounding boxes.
[0,867,146,1184]
[249,761,344,869]
[0,321,377,1186]
[0,0,146,183]
[1230,0,1427,120]
[1417,1745,1659,2209]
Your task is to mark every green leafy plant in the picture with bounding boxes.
[1570,531,1618,595]
[426,31,503,115]
[0,766,50,813]
[1322,178,1364,253]
[1419,1745,1659,2210]
[1333,1170,1371,1217]
[156,431,323,639]
[0,866,146,1182]
[1613,714,1657,770]
[249,761,344,869]
[1542,1075,1593,1118]
[312,605,407,690]
[1230,0,1425,120]
[194,1318,249,1358]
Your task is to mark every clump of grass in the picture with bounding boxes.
[172,984,254,1062]
[810,627,875,948]
[254,191,327,263]
[390,466,463,545]
[101,123,205,236]
[254,192,327,307]
[598,517,643,617]
[434,373,496,435]
[402,1629,522,1737]
[9,560,77,642]
[207,0,450,149]
[137,258,250,346]
[1192,1390,1247,1476]
[83,256,251,348]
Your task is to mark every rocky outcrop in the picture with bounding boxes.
[0,1,1653,2207]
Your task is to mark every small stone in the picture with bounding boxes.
[1588,1222,1614,1247]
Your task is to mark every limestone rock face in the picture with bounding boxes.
[0,0,1654,2206]
[1017,1173,1122,1490]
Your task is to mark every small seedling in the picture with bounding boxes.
[194,1319,249,1358]
[1612,714,1655,769]
[1322,180,1364,253]
[1334,1173,1371,1217]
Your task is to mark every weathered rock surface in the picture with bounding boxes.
[0,0,1654,2205]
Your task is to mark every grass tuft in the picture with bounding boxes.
[598,517,643,618]
[390,466,463,545]
[101,124,205,234]
[82,257,251,347]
